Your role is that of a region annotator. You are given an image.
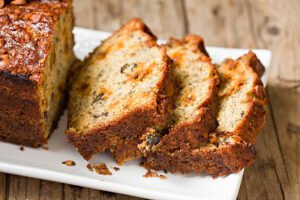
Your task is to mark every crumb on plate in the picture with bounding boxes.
[86,164,93,172]
[42,146,49,150]
[143,169,158,178]
[113,167,120,171]
[159,175,167,179]
[93,163,112,175]
[143,169,167,179]
[62,160,76,166]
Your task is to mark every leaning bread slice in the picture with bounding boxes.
[139,35,219,154]
[216,51,266,143]
[143,51,267,177]
[66,18,173,163]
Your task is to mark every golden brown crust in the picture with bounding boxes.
[116,17,157,40]
[169,34,210,58]
[247,51,265,77]
[0,72,45,146]
[233,100,267,144]
[0,0,67,82]
[66,19,173,163]
[237,51,267,144]
[82,18,157,67]
[67,104,171,162]
[145,133,256,178]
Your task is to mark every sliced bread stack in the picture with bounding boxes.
[142,49,267,177]
[66,18,267,177]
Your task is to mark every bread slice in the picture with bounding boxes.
[216,51,266,144]
[0,0,75,147]
[66,18,173,164]
[139,35,219,155]
[143,51,267,177]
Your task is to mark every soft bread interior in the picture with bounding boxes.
[138,36,218,153]
[216,57,259,132]
[41,3,75,138]
[68,28,166,133]
[167,40,215,124]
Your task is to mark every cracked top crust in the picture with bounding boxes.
[0,0,68,82]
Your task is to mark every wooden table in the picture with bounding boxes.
[1,0,299,199]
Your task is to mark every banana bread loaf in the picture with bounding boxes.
[65,18,173,164]
[0,0,75,147]
[142,50,267,177]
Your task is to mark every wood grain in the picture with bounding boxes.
[0,0,299,199]
[185,0,259,48]
[121,0,186,39]
[247,1,300,199]
[0,174,6,200]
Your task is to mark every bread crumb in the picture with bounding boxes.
[62,160,76,166]
[19,146,24,151]
[113,167,120,171]
[93,163,112,175]
[42,146,49,150]
[143,170,158,178]
[159,175,167,179]
[86,163,112,175]
[143,170,167,179]
[86,164,93,172]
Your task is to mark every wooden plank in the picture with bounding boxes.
[184,0,256,48]
[121,0,186,39]
[93,0,122,31]
[73,0,122,31]
[63,185,90,200]
[267,87,300,200]
[6,175,27,200]
[5,176,63,200]
[115,194,143,200]
[39,180,63,200]
[237,180,248,200]
[247,1,300,199]
[62,184,143,200]
[73,0,95,28]
[26,178,40,200]
[240,110,285,200]
[0,173,6,200]
[89,189,101,200]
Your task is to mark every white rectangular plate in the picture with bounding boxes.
[0,27,272,200]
